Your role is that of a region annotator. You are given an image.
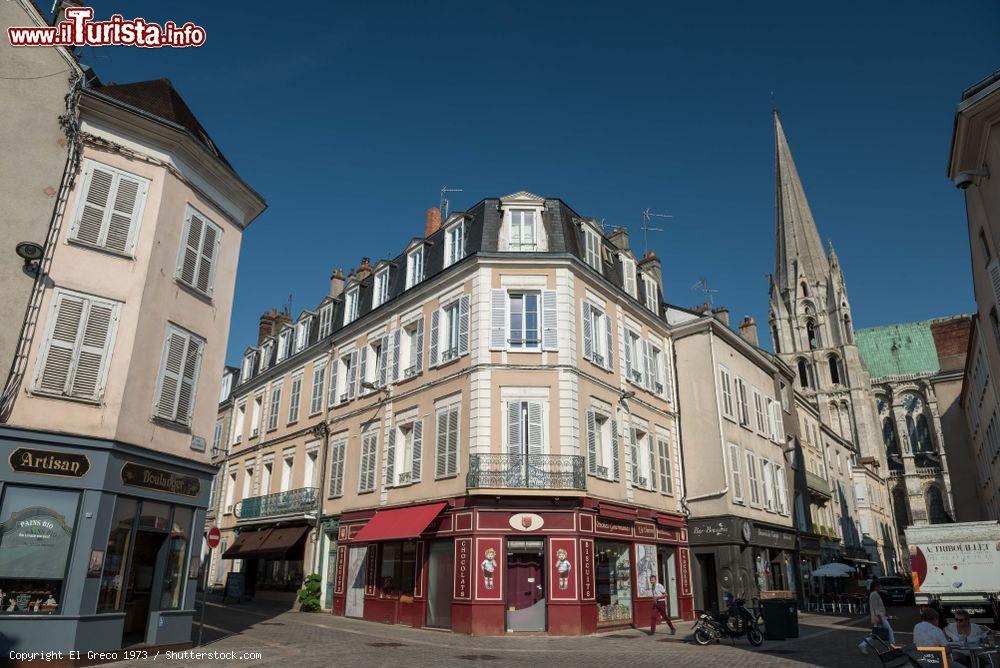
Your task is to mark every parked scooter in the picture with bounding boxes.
[691,595,764,647]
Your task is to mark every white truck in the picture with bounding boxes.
[906,521,1000,628]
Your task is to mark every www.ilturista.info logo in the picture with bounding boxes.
[8,7,206,48]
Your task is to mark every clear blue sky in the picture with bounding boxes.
[82,1,1000,365]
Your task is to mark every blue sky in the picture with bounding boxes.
[81,1,1000,365]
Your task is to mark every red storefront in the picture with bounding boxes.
[330,497,693,635]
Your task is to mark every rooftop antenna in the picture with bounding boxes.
[285,293,293,316]
[691,278,718,306]
[440,186,463,218]
[641,208,672,256]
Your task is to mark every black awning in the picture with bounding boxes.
[221,529,271,559]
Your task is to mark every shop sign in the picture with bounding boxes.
[754,525,797,551]
[635,522,656,539]
[121,462,200,497]
[688,518,736,544]
[595,517,633,537]
[679,548,692,596]
[580,539,594,601]
[0,506,74,580]
[8,447,89,478]
[509,512,544,532]
[364,545,378,596]
[334,545,347,595]
[549,538,578,600]
[475,537,503,601]
[454,538,472,600]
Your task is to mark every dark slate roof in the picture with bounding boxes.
[92,78,231,168]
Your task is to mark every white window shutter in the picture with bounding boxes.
[385,428,396,486]
[414,317,424,372]
[610,419,620,480]
[429,309,440,366]
[347,350,358,400]
[663,349,674,401]
[154,330,186,420]
[647,436,656,491]
[378,335,388,386]
[328,358,339,406]
[391,328,402,382]
[458,294,470,356]
[196,221,219,295]
[71,301,115,400]
[177,336,203,424]
[642,340,654,391]
[541,290,557,351]
[447,407,459,475]
[411,419,423,482]
[629,427,640,484]
[526,401,543,455]
[507,401,522,455]
[104,174,145,254]
[622,328,633,379]
[178,211,203,287]
[358,345,368,393]
[604,314,614,370]
[585,409,598,474]
[581,301,594,360]
[490,289,506,350]
[37,294,85,395]
[74,164,113,246]
[435,411,448,478]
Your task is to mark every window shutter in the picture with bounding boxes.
[328,358,339,406]
[629,428,640,484]
[329,439,344,497]
[378,335,388,387]
[178,212,203,287]
[411,419,423,482]
[358,346,368,393]
[385,428,396,486]
[458,294,470,356]
[581,302,594,360]
[391,328,402,382]
[604,314,614,370]
[104,174,144,254]
[490,289,506,350]
[642,340,654,391]
[585,410,598,474]
[347,350,358,400]
[526,401,543,455]
[196,220,219,295]
[176,335,202,424]
[663,350,674,401]
[610,419,620,480]
[414,317,425,372]
[989,259,1000,311]
[647,436,657,491]
[38,293,117,400]
[154,330,187,420]
[622,328,633,379]
[446,408,459,476]
[38,294,85,395]
[435,411,448,478]
[541,290,558,351]
[507,401,522,455]
[74,165,114,246]
[429,309,440,366]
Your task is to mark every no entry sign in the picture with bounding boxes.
[206,526,221,549]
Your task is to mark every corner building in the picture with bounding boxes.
[212,192,693,635]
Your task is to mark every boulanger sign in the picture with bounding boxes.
[8,448,90,478]
[121,462,200,496]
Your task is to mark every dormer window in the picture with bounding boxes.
[318,303,333,339]
[277,328,292,362]
[259,340,273,372]
[373,267,390,308]
[583,225,601,270]
[444,222,464,267]
[642,274,658,312]
[242,351,256,381]
[621,256,637,297]
[344,287,359,324]
[406,246,424,288]
[295,316,311,352]
[508,210,537,251]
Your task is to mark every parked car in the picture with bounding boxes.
[878,576,915,606]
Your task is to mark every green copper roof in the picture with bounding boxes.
[856,319,943,379]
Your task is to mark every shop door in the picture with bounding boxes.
[506,540,545,632]
[695,553,718,613]
[657,546,679,618]
[426,539,453,629]
[122,530,166,646]
[345,546,367,618]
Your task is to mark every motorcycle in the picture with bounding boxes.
[691,597,764,647]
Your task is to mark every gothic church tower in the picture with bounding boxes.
[767,109,901,573]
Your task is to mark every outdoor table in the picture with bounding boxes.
[948,642,999,668]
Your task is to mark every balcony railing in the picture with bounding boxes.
[236,486,318,521]
[915,466,943,477]
[805,471,832,497]
[467,454,585,490]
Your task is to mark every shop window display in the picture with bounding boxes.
[379,541,417,599]
[160,507,192,609]
[0,486,80,614]
[595,541,633,624]
[98,497,139,612]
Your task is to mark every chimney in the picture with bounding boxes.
[608,227,630,251]
[329,268,345,298]
[712,306,730,327]
[356,257,373,282]
[425,207,443,237]
[257,307,291,344]
[639,250,664,306]
[739,316,759,347]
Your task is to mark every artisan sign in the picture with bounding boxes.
[121,462,200,496]
[595,517,633,537]
[8,448,89,478]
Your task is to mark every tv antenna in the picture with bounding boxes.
[691,278,718,306]
[641,208,672,256]
[440,186,463,218]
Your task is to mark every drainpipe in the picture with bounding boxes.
[310,340,336,577]
[683,326,730,505]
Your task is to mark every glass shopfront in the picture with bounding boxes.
[379,541,417,599]
[595,540,633,625]
[0,485,80,615]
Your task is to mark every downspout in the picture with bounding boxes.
[683,325,730,505]
[311,339,336,577]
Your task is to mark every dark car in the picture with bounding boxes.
[878,576,915,606]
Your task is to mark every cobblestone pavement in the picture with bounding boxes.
[105,600,921,668]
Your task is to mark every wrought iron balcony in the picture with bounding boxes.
[805,471,832,498]
[236,486,318,521]
[467,454,585,491]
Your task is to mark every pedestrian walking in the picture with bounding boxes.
[868,580,894,644]
[648,576,675,635]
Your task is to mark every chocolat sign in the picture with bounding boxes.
[121,463,200,497]
[9,448,89,478]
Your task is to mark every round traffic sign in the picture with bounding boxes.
[206,526,221,549]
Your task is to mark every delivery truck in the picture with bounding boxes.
[906,521,1000,629]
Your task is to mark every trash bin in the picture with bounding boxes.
[762,599,788,640]
[785,600,799,639]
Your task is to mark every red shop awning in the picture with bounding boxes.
[598,503,637,522]
[351,502,447,543]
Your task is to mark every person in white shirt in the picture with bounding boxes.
[869,580,894,644]
[913,607,950,648]
[648,576,675,635]
[947,610,989,668]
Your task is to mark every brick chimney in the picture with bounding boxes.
[712,306,730,327]
[329,268,345,298]
[639,250,664,305]
[356,257,373,282]
[425,207,443,237]
[739,316,759,347]
[608,227,630,252]
[258,308,291,344]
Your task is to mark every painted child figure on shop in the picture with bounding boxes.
[556,548,572,590]
[482,547,497,590]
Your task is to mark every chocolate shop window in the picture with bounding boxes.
[0,485,80,615]
[379,541,416,599]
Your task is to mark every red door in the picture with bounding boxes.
[506,541,545,631]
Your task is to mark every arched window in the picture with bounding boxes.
[892,486,910,533]
[801,282,809,297]
[771,325,781,354]
[797,359,812,389]
[925,486,950,525]
[828,354,842,385]
[806,320,820,349]
[883,418,903,471]
[843,314,853,344]
[829,403,841,436]
[915,413,934,467]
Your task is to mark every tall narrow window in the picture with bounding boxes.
[309,361,326,415]
[828,354,843,385]
[295,317,311,352]
[797,359,812,389]
[444,223,464,267]
[508,292,540,349]
[736,378,751,427]
[70,159,149,256]
[344,288,359,324]
[153,324,204,425]
[509,210,537,251]
[621,257,637,297]
[806,320,819,349]
[745,452,761,506]
[175,205,222,296]
[287,372,303,423]
[435,404,460,478]
[581,301,613,370]
[642,274,659,313]
[328,436,347,497]
[584,226,601,270]
[718,366,734,418]
[728,443,743,502]
[373,268,390,308]
[762,460,775,510]
[657,435,674,495]
[267,381,282,431]
[406,247,424,288]
[318,304,334,339]
[506,400,545,456]
[585,409,619,480]
[358,424,379,493]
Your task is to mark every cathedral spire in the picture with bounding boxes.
[774,108,829,293]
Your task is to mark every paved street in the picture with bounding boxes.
[103,600,924,668]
